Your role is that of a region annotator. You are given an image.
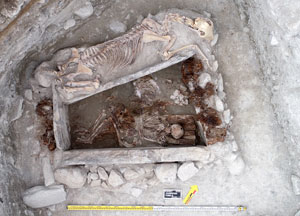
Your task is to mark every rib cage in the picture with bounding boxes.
[80,23,153,71]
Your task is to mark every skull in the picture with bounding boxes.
[194,17,214,41]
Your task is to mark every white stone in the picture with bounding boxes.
[97,167,108,180]
[90,173,99,180]
[24,89,33,101]
[90,180,101,187]
[155,163,177,184]
[74,2,93,19]
[187,81,195,92]
[108,170,125,187]
[295,210,300,216]
[124,168,144,181]
[89,165,98,173]
[223,109,231,124]
[226,156,245,176]
[109,21,127,33]
[34,66,56,88]
[130,187,143,198]
[42,157,55,186]
[211,33,219,47]
[218,91,226,100]
[212,61,219,72]
[218,73,224,92]
[9,96,23,121]
[231,140,239,152]
[64,19,76,30]
[23,185,66,209]
[195,161,203,169]
[215,96,224,112]
[177,162,199,181]
[24,209,35,216]
[197,73,211,88]
[170,90,188,106]
[270,36,279,46]
[291,175,300,195]
[87,172,92,184]
[54,167,87,188]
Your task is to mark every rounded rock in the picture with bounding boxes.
[154,163,177,184]
[197,73,211,88]
[215,96,224,112]
[97,167,108,181]
[23,185,66,209]
[74,2,93,19]
[64,19,76,30]
[108,170,125,187]
[54,167,87,188]
[124,168,144,181]
[90,173,99,180]
[35,70,56,88]
[177,162,199,181]
[109,21,127,33]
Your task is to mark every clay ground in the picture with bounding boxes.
[10,0,299,216]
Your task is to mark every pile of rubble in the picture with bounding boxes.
[23,137,245,209]
[24,161,200,208]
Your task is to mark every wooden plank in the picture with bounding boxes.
[165,137,195,145]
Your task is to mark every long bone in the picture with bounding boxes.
[76,111,110,144]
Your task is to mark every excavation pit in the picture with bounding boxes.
[2,1,299,215]
[53,57,226,166]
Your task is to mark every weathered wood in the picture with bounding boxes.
[183,124,196,131]
[184,131,195,136]
[167,115,195,124]
[166,137,195,145]
[59,146,210,167]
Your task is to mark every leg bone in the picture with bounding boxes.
[164,44,212,70]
